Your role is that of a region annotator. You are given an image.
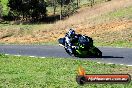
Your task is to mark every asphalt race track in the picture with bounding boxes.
[0,45,132,65]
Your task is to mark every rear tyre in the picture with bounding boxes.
[94,47,102,58]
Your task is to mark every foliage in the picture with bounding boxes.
[0,1,2,18]
[1,0,106,21]
[0,0,9,16]
[8,0,47,21]
[62,2,78,17]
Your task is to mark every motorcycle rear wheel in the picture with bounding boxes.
[93,47,102,58]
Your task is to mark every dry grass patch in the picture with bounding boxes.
[0,20,131,45]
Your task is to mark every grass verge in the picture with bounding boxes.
[0,54,132,88]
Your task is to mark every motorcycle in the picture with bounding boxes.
[58,35,102,58]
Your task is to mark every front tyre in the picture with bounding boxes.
[65,48,80,57]
[58,38,65,45]
[65,48,75,57]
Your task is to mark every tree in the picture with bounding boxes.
[30,0,47,20]
[8,0,47,21]
[0,1,3,19]
[53,0,58,15]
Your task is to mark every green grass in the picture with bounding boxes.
[107,6,132,19]
[0,23,52,37]
[79,0,106,7]
[95,41,132,48]
[0,54,132,88]
[93,6,132,22]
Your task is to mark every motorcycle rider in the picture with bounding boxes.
[65,28,93,55]
[65,29,80,55]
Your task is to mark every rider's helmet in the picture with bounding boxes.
[67,29,75,38]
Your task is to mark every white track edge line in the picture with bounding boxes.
[107,63,114,65]
[29,56,37,58]
[5,54,9,55]
[40,57,46,58]
[126,65,132,66]
[97,62,101,64]
[3,54,132,66]
[4,53,46,58]
[14,55,21,57]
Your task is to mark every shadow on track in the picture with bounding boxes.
[78,56,124,58]
[101,56,124,58]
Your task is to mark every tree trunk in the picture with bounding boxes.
[60,0,63,20]
[77,0,79,7]
[53,0,56,15]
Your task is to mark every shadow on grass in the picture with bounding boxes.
[38,14,61,23]
[1,14,62,25]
